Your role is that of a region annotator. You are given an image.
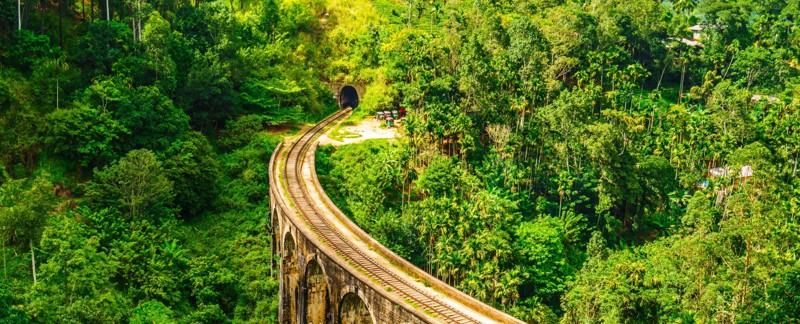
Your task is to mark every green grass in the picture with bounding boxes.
[285,125,302,136]
[328,131,362,142]
[327,110,370,141]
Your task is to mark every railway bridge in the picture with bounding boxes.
[269,97,523,323]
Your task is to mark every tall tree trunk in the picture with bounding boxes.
[23,0,31,29]
[407,0,412,27]
[106,0,110,20]
[741,243,750,306]
[131,5,135,42]
[656,55,669,91]
[723,54,735,80]
[30,240,37,284]
[18,0,21,30]
[679,62,686,104]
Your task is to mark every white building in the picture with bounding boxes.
[689,24,703,40]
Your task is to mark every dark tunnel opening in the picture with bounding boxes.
[339,86,359,109]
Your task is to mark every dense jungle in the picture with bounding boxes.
[1,0,799,322]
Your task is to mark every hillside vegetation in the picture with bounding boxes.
[317,0,800,322]
[1,0,799,322]
[0,0,336,321]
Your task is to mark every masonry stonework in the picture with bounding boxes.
[271,203,427,324]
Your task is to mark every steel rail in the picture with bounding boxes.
[281,109,481,323]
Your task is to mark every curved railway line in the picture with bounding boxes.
[274,109,521,323]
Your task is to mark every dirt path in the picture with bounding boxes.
[318,116,399,146]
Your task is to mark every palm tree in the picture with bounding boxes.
[44,56,70,109]
[672,0,697,15]
[429,1,442,35]
[494,269,522,306]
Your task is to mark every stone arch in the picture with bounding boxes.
[339,291,373,324]
[269,205,278,274]
[282,232,299,323]
[303,258,330,324]
[340,86,359,109]
[282,232,297,269]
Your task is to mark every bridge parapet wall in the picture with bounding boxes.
[269,111,523,324]
[270,141,429,324]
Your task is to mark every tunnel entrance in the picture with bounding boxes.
[339,86,359,109]
[339,292,372,324]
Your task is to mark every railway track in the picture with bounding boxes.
[280,109,482,323]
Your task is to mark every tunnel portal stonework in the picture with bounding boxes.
[328,83,366,109]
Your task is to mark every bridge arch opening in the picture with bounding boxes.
[282,232,298,274]
[340,86,359,109]
[304,259,329,324]
[339,292,373,324]
[282,233,299,323]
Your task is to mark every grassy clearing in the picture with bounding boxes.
[326,109,372,142]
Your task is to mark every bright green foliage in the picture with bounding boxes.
[176,50,239,128]
[2,0,800,321]
[217,133,280,209]
[141,11,178,94]
[0,177,57,249]
[163,132,221,218]
[240,78,303,125]
[0,0,318,321]
[316,0,800,319]
[681,191,715,233]
[562,143,800,322]
[74,21,134,78]
[186,256,237,315]
[6,30,51,70]
[0,284,29,323]
[514,217,566,302]
[416,155,460,197]
[218,115,269,151]
[0,72,47,174]
[109,219,185,304]
[130,300,177,324]
[229,221,280,322]
[45,103,127,168]
[318,140,418,258]
[745,266,800,322]
[100,84,190,153]
[324,141,394,220]
[27,211,129,322]
[86,149,175,222]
